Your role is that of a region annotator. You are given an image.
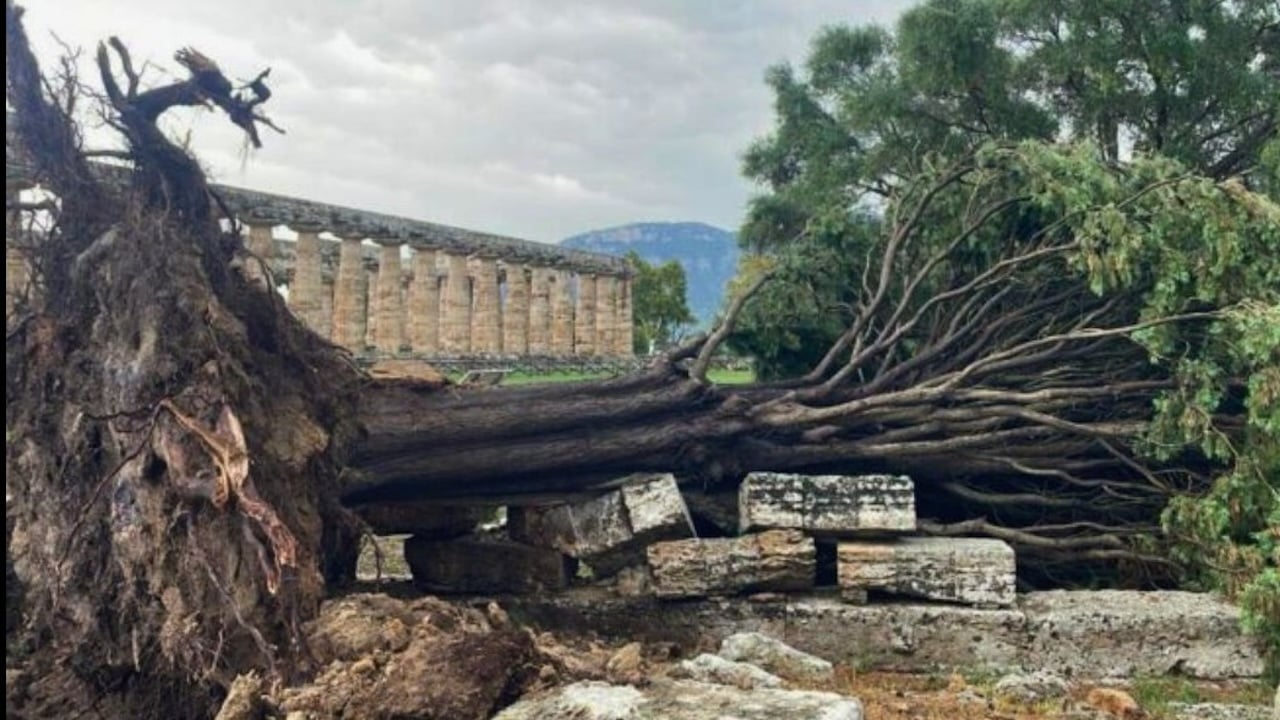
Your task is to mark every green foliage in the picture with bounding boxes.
[626,251,696,354]
[733,0,1279,672]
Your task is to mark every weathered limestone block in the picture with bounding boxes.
[594,274,616,357]
[648,530,815,599]
[573,272,597,356]
[332,235,369,351]
[669,653,783,689]
[550,269,575,356]
[740,472,916,536]
[502,263,529,355]
[369,241,405,353]
[615,275,634,356]
[404,535,571,594]
[528,266,553,354]
[470,255,502,354]
[288,228,325,335]
[441,252,472,353]
[354,503,488,539]
[494,680,863,720]
[717,631,835,684]
[509,473,693,576]
[406,248,440,353]
[838,537,1016,607]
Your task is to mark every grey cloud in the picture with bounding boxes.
[19,0,917,242]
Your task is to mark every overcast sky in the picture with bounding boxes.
[19,1,915,243]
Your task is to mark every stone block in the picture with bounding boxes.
[647,529,814,599]
[838,537,1016,607]
[717,631,835,684]
[669,653,784,689]
[404,535,571,594]
[740,472,915,536]
[509,473,693,576]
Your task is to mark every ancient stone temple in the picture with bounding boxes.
[5,122,635,362]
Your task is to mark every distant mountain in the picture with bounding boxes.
[561,222,740,326]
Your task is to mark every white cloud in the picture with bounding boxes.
[15,0,918,242]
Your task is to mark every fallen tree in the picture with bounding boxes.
[5,1,1278,714]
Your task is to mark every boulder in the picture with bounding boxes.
[717,631,835,685]
[740,473,915,536]
[992,669,1069,704]
[669,653,784,690]
[647,530,814,599]
[838,537,1016,607]
[510,473,693,576]
[492,679,863,720]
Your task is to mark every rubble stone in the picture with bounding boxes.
[740,472,916,536]
[838,537,1016,607]
[492,679,863,720]
[717,631,835,684]
[669,653,784,689]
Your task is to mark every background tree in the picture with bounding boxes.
[626,250,696,354]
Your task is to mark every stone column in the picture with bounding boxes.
[470,255,502,355]
[332,234,369,352]
[406,247,440,354]
[243,220,275,288]
[594,274,617,357]
[288,225,325,335]
[574,272,597,356]
[616,275,634,357]
[370,241,406,354]
[503,263,530,356]
[528,266,553,355]
[441,252,471,354]
[550,268,575,356]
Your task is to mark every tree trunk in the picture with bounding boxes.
[5,5,361,716]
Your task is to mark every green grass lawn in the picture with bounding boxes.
[448,366,756,387]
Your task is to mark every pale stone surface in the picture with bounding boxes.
[503,263,530,355]
[1167,702,1273,720]
[528,266,553,354]
[441,252,471,353]
[288,229,325,334]
[550,268,575,356]
[470,256,502,355]
[332,236,369,350]
[509,473,693,576]
[669,653,783,689]
[404,535,571,594]
[740,473,916,536]
[1020,590,1266,680]
[615,275,634,357]
[501,590,1264,680]
[594,274,616,357]
[718,632,834,684]
[369,241,405,353]
[405,248,440,353]
[838,537,1016,607]
[493,680,863,720]
[647,530,815,599]
[574,272,598,356]
[243,223,274,288]
[992,670,1069,703]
